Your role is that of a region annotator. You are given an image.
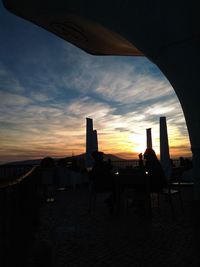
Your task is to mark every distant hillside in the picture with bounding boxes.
[4,159,42,166]
[101,154,125,161]
[64,153,124,162]
[3,153,125,166]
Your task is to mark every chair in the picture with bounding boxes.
[116,169,152,219]
[156,167,184,217]
[88,178,114,214]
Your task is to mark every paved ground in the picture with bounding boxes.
[28,184,196,267]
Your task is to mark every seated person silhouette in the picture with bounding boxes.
[91,151,113,190]
[144,148,166,192]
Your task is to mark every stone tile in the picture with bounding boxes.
[28,186,196,267]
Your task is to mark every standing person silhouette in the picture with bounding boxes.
[90,151,115,209]
[91,151,113,190]
[138,153,144,168]
[144,148,166,192]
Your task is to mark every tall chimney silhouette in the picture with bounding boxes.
[160,116,172,180]
[86,118,99,168]
[92,129,98,152]
[146,128,152,149]
[86,118,93,168]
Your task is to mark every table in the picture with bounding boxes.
[114,170,152,218]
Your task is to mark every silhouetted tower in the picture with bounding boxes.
[92,130,98,152]
[146,128,152,149]
[86,118,93,168]
[160,116,172,180]
[86,118,99,168]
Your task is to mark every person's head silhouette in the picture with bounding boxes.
[144,148,157,161]
[92,151,104,162]
[40,157,55,168]
[138,153,143,160]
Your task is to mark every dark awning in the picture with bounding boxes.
[3,1,143,56]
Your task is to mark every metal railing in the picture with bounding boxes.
[0,164,36,182]
[110,160,139,171]
[109,159,181,170]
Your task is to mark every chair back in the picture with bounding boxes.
[170,167,184,183]
[117,168,149,192]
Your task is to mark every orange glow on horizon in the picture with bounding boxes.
[0,121,192,164]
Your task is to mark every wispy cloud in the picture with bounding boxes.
[0,63,25,93]
[66,97,116,119]
[0,10,191,163]
[95,73,173,104]
[30,92,53,102]
[0,90,31,107]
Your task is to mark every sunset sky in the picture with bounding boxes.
[0,3,192,164]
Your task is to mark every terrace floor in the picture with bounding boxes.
[27,184,196,267]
